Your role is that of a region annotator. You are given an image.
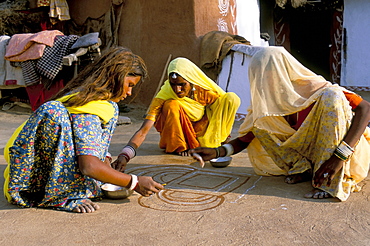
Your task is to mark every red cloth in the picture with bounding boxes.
[26,79,65,111]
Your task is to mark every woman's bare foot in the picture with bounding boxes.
[304,189,332,199]
[285,171,311,184]
[72,200,100,213]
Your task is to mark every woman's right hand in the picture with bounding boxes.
[189,147,218,161]
[135,176,164,196]
[111,154,128,172]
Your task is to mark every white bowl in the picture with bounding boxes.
[101,183,134,199]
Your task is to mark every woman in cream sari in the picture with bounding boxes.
[113,57,240,171]
[190,46,370,201]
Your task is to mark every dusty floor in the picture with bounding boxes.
[0,105,369,246]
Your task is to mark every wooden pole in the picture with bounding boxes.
[144,54,172,116]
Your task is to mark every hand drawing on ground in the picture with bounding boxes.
[126,165,260,212]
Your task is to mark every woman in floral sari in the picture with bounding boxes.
[3,47,164,213]
[190,46,370,201]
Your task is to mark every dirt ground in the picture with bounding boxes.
[0,104,369,246]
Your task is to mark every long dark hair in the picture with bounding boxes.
[50,46,148,107]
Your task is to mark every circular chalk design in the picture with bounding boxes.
[127,165,251,212]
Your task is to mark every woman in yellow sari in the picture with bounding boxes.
[190,46,370,201]
[113,57,240,171]
[3,47,164,213]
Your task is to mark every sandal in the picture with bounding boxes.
[2,102,14,111]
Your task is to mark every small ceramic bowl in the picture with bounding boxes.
[209,156,232,168]
[101,183,134,199]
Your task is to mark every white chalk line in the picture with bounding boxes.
[230,176,262,203]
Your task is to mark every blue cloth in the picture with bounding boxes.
[7,100,118,211]
[71,32,99,49]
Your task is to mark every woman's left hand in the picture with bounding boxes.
[111,154,128,172]
[313,155,344,187]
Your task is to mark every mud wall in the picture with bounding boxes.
[67,0,235,107]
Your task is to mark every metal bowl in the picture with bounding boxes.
[101,183,134,199]
[210,156,232,168]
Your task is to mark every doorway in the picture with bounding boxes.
[289,8,332,80]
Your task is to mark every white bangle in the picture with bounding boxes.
[222,143,234,157]
[336,141,354,159]
[120,145,136,161]
[128,174,138,191]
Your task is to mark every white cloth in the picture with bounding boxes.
[235,0,269,46]
[0,36,25,88]
[0,36,10,85]
[217,44,267,119]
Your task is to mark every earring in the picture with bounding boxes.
[171,73,177,79]
[192,86,196,91]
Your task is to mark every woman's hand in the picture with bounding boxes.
[111,154,128,172]
[104,156,112,167]
[189,147,218,161]
[135,176,164,196]
[313,100,370,187]
[313,155,344,187]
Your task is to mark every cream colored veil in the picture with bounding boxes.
[238,46,331,136]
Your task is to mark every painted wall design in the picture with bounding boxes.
[217,0,237,34]
[329,6,343,85]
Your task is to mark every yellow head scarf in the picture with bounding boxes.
[155,57,225,121]
[57,93,115,124]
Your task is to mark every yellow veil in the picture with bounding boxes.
[155,57,225,122]
[238,46,331,137]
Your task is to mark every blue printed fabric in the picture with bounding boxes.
[7,100,118,211]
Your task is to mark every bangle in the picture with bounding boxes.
[341,141,354,152]
[119,145,136,161]
[128,174,138,191]
[215,147,220,158]
[105,152,112,162]
[118,153,130,162]
[333,151,347,161]
[334,141,354,161]
[222,143,234,157]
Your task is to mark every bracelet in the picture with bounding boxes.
[119,145,137,161]
[118,153,130,162]
[128,174,138,191]
[105,152,112,162]
[341,141,354,152]
[333,150,348,161]
[222,143,234,157]
[215,147,220,158]
[334,141,354,161]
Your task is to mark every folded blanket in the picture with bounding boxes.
[200,31,250,81]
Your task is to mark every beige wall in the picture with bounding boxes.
[67,0,235,107]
